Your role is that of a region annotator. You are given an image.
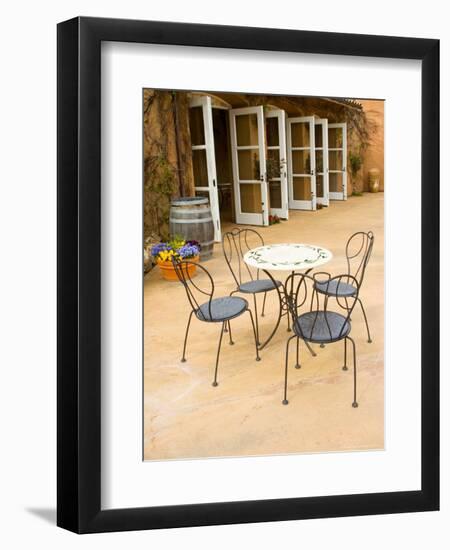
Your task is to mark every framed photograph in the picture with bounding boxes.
[57,17,439,533]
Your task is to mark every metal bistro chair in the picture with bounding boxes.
[314,231,374,344]
[172,258,260,387]
[222,228,282,346]
[282,272,360,408]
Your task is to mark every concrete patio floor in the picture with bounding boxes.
[144,193,384,460]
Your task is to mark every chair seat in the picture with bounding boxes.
[314,279,356,297]
[293,311,351,343]
[196,296,248,322]
[238,278,282,294]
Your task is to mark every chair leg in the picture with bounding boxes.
[181,310,194,362]
[358,298,372,343]
[253,293,260,346]
[283,335,297,405]
[228,320,234,345]
[347,336,358,407]
[304,340,316,357]
[295,337,301,369]
[225,290,239,332]
[261,292,267,317]
[342,337,348,371]
[212,322,226,387]
[247,309,261,361]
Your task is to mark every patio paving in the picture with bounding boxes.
[144,193,384,460]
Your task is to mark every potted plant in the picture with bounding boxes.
[150,237,201,281]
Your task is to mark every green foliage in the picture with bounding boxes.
[147,154,176,194]
[349,152,363,177]
[168,234,186,250]
[143,91,179,241]
[266,155,285,181]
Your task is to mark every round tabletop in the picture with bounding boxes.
[243,243,333,272]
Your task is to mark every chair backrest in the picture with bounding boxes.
[172,259,214,320]
[282,271,360,341]
[345,231,374,287]
[222,228,264,286]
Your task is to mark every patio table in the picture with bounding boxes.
[243,243,332,350]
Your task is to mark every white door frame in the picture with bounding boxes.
[328,122,347,201]
[229,106,268,226]
[287,116,316,210]
[315,118,330,207]
[189,95,222,241]
[265,109,289,219]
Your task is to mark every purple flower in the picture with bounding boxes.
[178,243,200,259]
[186,239,201,251]
[151,242,170,256]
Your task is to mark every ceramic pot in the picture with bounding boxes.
[156,256,199,281]
[368,168,380,193]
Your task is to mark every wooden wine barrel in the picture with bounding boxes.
[169,197,215,261]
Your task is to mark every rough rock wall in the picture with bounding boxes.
[143,90,194,241]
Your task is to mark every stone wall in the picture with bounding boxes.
[143,90,195,241]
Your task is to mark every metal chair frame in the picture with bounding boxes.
[282,271,360,407]
[222,228,282,347]
[172,259,260,387]
[315,231,374,343]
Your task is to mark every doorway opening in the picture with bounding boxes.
[212,108,234,225]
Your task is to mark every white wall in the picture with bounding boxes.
[0,1,447,548]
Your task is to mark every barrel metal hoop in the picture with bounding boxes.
[171,198,208,206]
[171,208,210,214]
[169,217,213,224]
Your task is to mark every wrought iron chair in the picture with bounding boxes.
[222,228,282,345]
[314,231,374,343]
[172,259,260,387]
[282,272,360,407]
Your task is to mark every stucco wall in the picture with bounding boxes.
[359,99,385,191]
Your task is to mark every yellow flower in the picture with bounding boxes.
[159,249,178,262]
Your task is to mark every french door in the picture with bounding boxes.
[328,122,347,201]
[287,116,316,210]
[188,95,221,241]
[229,106,268,226]
[265,109,289,219]
[315,118,330,207]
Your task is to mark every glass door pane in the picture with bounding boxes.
[265,109,288,219]
[315,118,329,206]
[229,106,268,226]
[267,149,281,208]
[189,95,221,241]
[287,116,316,210]
[328,122,347,200]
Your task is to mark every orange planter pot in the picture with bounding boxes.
[156,256,199,281]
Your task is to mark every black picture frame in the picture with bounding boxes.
[57,16,439,533]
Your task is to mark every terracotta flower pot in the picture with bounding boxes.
[156,256,199,281]
[368,168,380,193]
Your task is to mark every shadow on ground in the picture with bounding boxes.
[26,507,56,525]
